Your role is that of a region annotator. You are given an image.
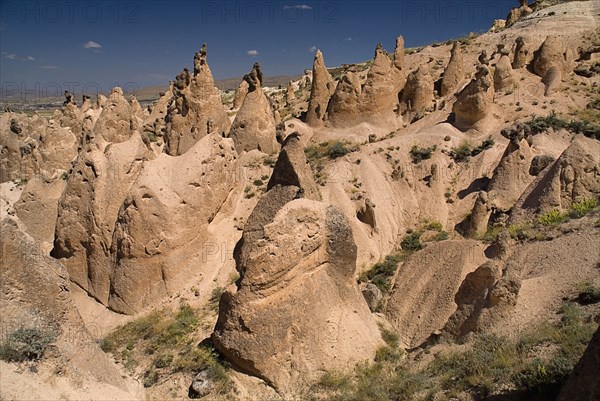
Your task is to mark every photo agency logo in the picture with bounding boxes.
[199,1,340,24]
[398,1,505,24]
[0,1,141,24]
[1,81,140,103]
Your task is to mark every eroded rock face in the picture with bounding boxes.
[399,66,434,119]
[94,87,140,143]
[212,136,379,391]
[494,50,516,93]
[386,240,487,348]
[512,36,529,69]
[533,35,575,96]
[452,65,494,130]
[487,123,535,212]
[228,63,279,154]
[232,80,249,110]
[52,133,151,305]
[109,134,238,313]
[327,40,405,128]
[506,0,533,27]
[212,201,380,391]
[164,44,231,155]
[511,136,600,223]
[306,50,335,127]
[286,81,296,106]
[441,42,464,97]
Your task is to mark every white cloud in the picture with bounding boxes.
[283,4,312,10]
[309,46,317,53]
[344,37,352,41]
[6,53,16,60]
[247,49,259,57]
[25,56,35,61]
[83,41,102,49]
[40,65,59,69]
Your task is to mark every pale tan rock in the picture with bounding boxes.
[399,66,434,118]
[164,43,231,155]
[533,35,574,96]
[213,200,380,391]
[285,81,295,106]
[506,0,533,27]
[452,65,494,130]
[108,134,238,313]
[441,42,464,97]
[306,50,335,127]
[464,191,492,238]
[326,71,361,124]
[52,133,152,305]
[93,87,140,143]
[386,240,487,348]
[228,63,279,154]
[232,80,249,110]
[493,51,516,92]
[510,136,600,223]
[512,36,530,69]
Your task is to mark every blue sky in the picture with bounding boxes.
[1,0,516,94]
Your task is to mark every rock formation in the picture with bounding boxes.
[52,133,152,305]
[487,122,535,211]
[164,43,230,155]
[441,42,465,97]
[325,71,361,124]
[452,65,494,130]
[493,49,516,92]
[212,136,380,391]
[386,240,487,348]
[506,0,533,27]
[108,134,238,313]
[399,65,434,119]
[306,50,335,127]
[228,63,279,154]
[510,136,600,223]
[93,87,140,143]
[533,35,575,96]
[232,80,249,110]
[512,36,530,69]
[285,81,295,106]
[464,191,492,238]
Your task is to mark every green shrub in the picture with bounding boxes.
[0,327,57,362]
[316,370,351,390]
[538,209,567,226]
[305,141,358,162]
[471,137,495,156]
[253,179,264,186]
[426,221,443,232]
[401,232,422,251]
[359,255,404,293]
[577,284,600,305]
[526,111,600,140]
[143,369,159,387]
[434,231,449,241]
[568,198,598,218]
[410,145,436,163]
[449,142,473,162]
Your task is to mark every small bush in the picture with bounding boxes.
[0,327,57,362]
[577,284,600,305]
[143,369,159,387]
[253,179,264,186]
[526,111,600,140]
[449,142,473,162]
[359,254,404,293]
[538,209,567,226]
[426,221,443,232]
[317,370,351,390]
[401,232,422,252]
[410,145,436,163]
[569,198,598,218]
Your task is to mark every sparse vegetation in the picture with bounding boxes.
[449,137,495,162]
[100,303,230,391]
[305,141,358,162]
[358,254,405,294]
[526,111,600,140]
[409,145,436,163]
[538,209,568,226]
[0,327,57,362]
[401,231,422,252]
[576,283,600,305]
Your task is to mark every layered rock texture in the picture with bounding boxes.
[452,65,494,130]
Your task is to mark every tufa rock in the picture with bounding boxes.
[164,43,231,155]
[512,36,529,69]
[228,63,279,154]
[232,79,249,110]
[533,35,575,96]
[441,42,465,97]
[306,50,336,127]
[452,65,494,130]
[493,50,516,92]
[399,65,434,119]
